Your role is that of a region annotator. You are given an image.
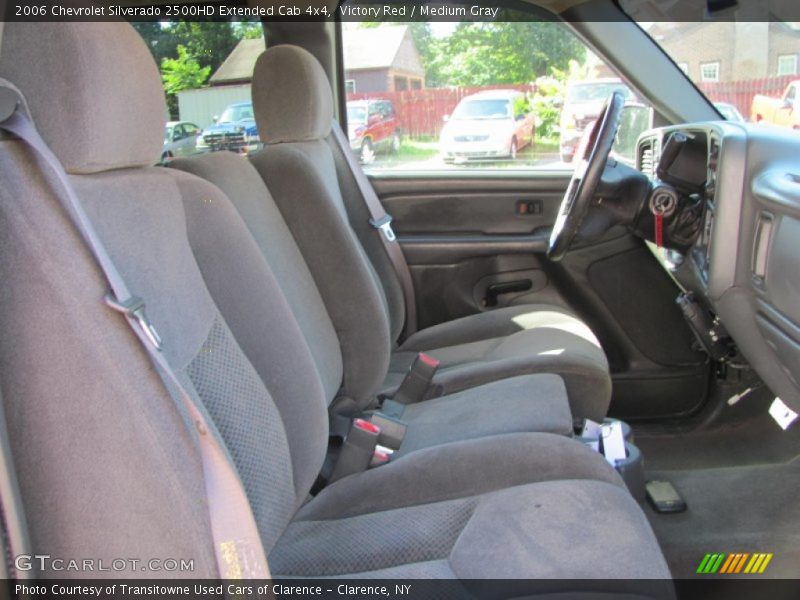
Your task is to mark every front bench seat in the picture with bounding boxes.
[249,45,612,422]
[173,149,574,457]
[0,22,671,588]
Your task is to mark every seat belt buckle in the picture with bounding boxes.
[370,413,408,451]
[329,419,382,482]
[105,293,162,350]
[393,352,439,405]
[369,214,396,242]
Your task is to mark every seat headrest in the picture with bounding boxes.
[252,45,333,144]
[0,22,166,174]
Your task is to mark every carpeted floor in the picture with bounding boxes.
[634,409,800,578]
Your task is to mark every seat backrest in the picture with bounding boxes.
[0,22,328,570]
[171,151,344,403]
[248,45,397,406]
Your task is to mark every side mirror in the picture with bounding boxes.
[613,104,654,164]
[212,115,219,123]
[443,114,450,123]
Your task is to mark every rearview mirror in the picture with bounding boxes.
[212,115,219,124]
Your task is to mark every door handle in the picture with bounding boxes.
[484,280,533,307]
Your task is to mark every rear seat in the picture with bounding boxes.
[0,22,672,587]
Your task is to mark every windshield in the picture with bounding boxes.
[164,126,173,142]
[347,105,367,124]
[620,5,800,126]
[219,104,254,124]
[452,99,511,120]
[567,83,630,103]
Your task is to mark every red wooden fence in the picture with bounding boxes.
[347,84,536,138]
[700,74,796,119]
[347,76,797,138]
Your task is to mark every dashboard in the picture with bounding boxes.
[635,122,800,412]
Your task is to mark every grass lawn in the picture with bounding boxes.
[395,136,560,162]
[396,138,439,162]
[371,135,564,169]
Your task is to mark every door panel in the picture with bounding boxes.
[376,173,569,235]
[370,172,710,420]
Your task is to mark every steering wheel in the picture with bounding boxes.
[547,92,627,261]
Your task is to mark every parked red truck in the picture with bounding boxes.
[751,80,800,128]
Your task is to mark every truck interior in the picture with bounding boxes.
[0,0,798,592]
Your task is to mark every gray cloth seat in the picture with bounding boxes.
[271,433,672,586]
[0,22,671,586]
[385,304,612,423]
[248,44,611,422]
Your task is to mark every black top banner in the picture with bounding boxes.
[4,0,800,23]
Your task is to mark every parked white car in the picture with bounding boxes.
[162,121,201,163]
[440,90,535,163]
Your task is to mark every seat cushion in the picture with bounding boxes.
[270,434,672,588]
[393,374,573,457]
[386,304,612,422]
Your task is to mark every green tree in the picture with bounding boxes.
[133,21,243,74]
[160,45,211,117]
[434,21,586,87]
[232,21,264,40]
[162,22,239,73]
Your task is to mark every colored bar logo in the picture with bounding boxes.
[697,552,773,574]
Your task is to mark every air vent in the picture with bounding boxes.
[637,136,659,178]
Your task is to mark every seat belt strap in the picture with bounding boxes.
[0,88,270,579]
[330,121,417,339]
[0,385,32,580]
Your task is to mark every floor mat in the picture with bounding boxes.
[643,457,800,578]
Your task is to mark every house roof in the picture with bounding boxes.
[342,25,409,71]
[209,25,421,85]
[210,37,266,85]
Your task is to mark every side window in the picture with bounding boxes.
[341,20,650,171]
[173,124,186,140]
[785,85,797,105]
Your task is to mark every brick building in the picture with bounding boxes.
[650,21,800,82]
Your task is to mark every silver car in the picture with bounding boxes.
[162,121,202,163]
[439,90,535,163]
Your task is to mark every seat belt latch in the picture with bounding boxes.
[369,213,396,242]
[105,293,163,350]
[330,419,384,482]
[393,352,439,405]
